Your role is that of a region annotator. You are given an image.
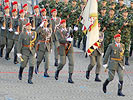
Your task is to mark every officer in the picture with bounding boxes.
[17,23,37,84]
[55,19,74,84]
[35,19,53,77]
[103,34,125,96]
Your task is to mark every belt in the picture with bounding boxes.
[111,58,121,61]
[23,44,34,47]
[38,40,50,43]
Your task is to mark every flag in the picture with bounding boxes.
[81,0,100,55]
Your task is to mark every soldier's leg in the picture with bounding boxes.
[18,55,28,80]
[117,67,125,96]
[0,36,6,57]
[55,55,66,80]
[95,55,102,82]
[82,34,87,52]
[67,52,74,83]
[14,41,18,64]
[124,42,130,65]
[44,51,50,77]
[5,39,14,60]
[28,54,36,84]
[35,50,44,74]
[86,55,96,80]
[103,70,115,93]
[129,41,133,57]
[54,41,59,66]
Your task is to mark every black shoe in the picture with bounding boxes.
[5,53,10,60]
[18,67,24,80]
[68,73,74,84]
[44,69,50,77]
[125,57,130,65]
[28,67,34,84]
[118,81,125,96]
[5,57,10,60]
[86,71,90,80]
[55,70,60,80]
[103,79,109,93]
[54,59,58,66]
[14,55,19,64]
[95,74,101,82]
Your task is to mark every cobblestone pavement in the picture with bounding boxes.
[0,47,133,100]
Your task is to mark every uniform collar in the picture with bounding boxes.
[115,42,120,47]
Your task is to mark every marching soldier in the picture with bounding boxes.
[23,4,31,18]
[5,9,19,64]
[86,24,104,82]
[11,1,19,16]
[50,9,61,66]
[118,10,133,65]
[0,6,11,58]
[32,5,41,30]
[4,0,10,6]
[35,19,53,77]
[17,23,37,84]
[103,34,125,96]
[55,19,74,84]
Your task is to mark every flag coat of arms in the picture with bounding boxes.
[81,0,100,55]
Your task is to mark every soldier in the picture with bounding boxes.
[0,6,11,58]
[103,34,125,96]
[4,0,10,6]
[35,19,53,77]
[17,23,37,84]
[50,9,61,66]
[32,5,42,30]
[98,0,108,13]
[118,10,132,65]
[104,8,118,53]
[68,0,81,47]
[23,4,31,18]
[86,24,104,82]
[5,9,19,64]
[55,19,74,83]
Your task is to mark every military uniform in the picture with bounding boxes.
[55,19,74,83]
[86,31,104,82]
[35,21,53,77]
[50,9,61,66]
[17,23,37,84]
[103,35,125,96]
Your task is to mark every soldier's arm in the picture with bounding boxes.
[103,44,112,64]
[17,33,23,54]
[36,26,43,34]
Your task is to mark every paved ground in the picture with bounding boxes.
[0,47,133,100]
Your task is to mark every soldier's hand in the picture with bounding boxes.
[124,23,128,26]
[15,32,19,35]
[9,28,13,32]
[118,30,121,33]
[1,26,6,30]
[67,15,69,18]
[67,37,73,42]
[103,64,108,69]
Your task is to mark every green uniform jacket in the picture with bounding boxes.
[36,26,53,52]
[103,43,125,70]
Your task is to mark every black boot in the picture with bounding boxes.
[28,67,34,84]
[14,55,19,64]
[5,52,10,60]
[44,69,50,77]
[118,81,125,96]
[95,74,101,82]
[68,73,74,83]
[35,62,40,74]
[54,59,58,66]
[73,40,76,47]
[125,57,130,65]
[103,79,110,93]
[18,67,24,80]
[0,48,3,57]
[86,71,90,80]
[55,70,60,80]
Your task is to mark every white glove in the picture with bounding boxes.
[122,66,125,70]
[40,21,45,27]
[17,53,22,58]
[15,32,19,35]
[74,26,78,31]
[1,26,5,30]
[103,64,108,69]
[9,28,13,32]
[67,37,73,42]
[50,49,52,53]
[32,27,35,30]
[102,53,104,57]
[34,53,37,58]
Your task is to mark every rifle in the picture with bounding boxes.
[20,0,23,9]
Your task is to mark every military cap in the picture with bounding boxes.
[4,0,9,3]
[12,9,17,13]
[4,5,9,10]
[109,8,115,11]
[26,23,31,26]
[41,8,46,13]
[19,9,24,14]
[34,5,39,9]
[12,1,18,5]
[122,9,128,13]
[101,7,106,10]
[114,34,121,38]
[60,19,66,24]
[23,4,28,8]
[51,9,57,13]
